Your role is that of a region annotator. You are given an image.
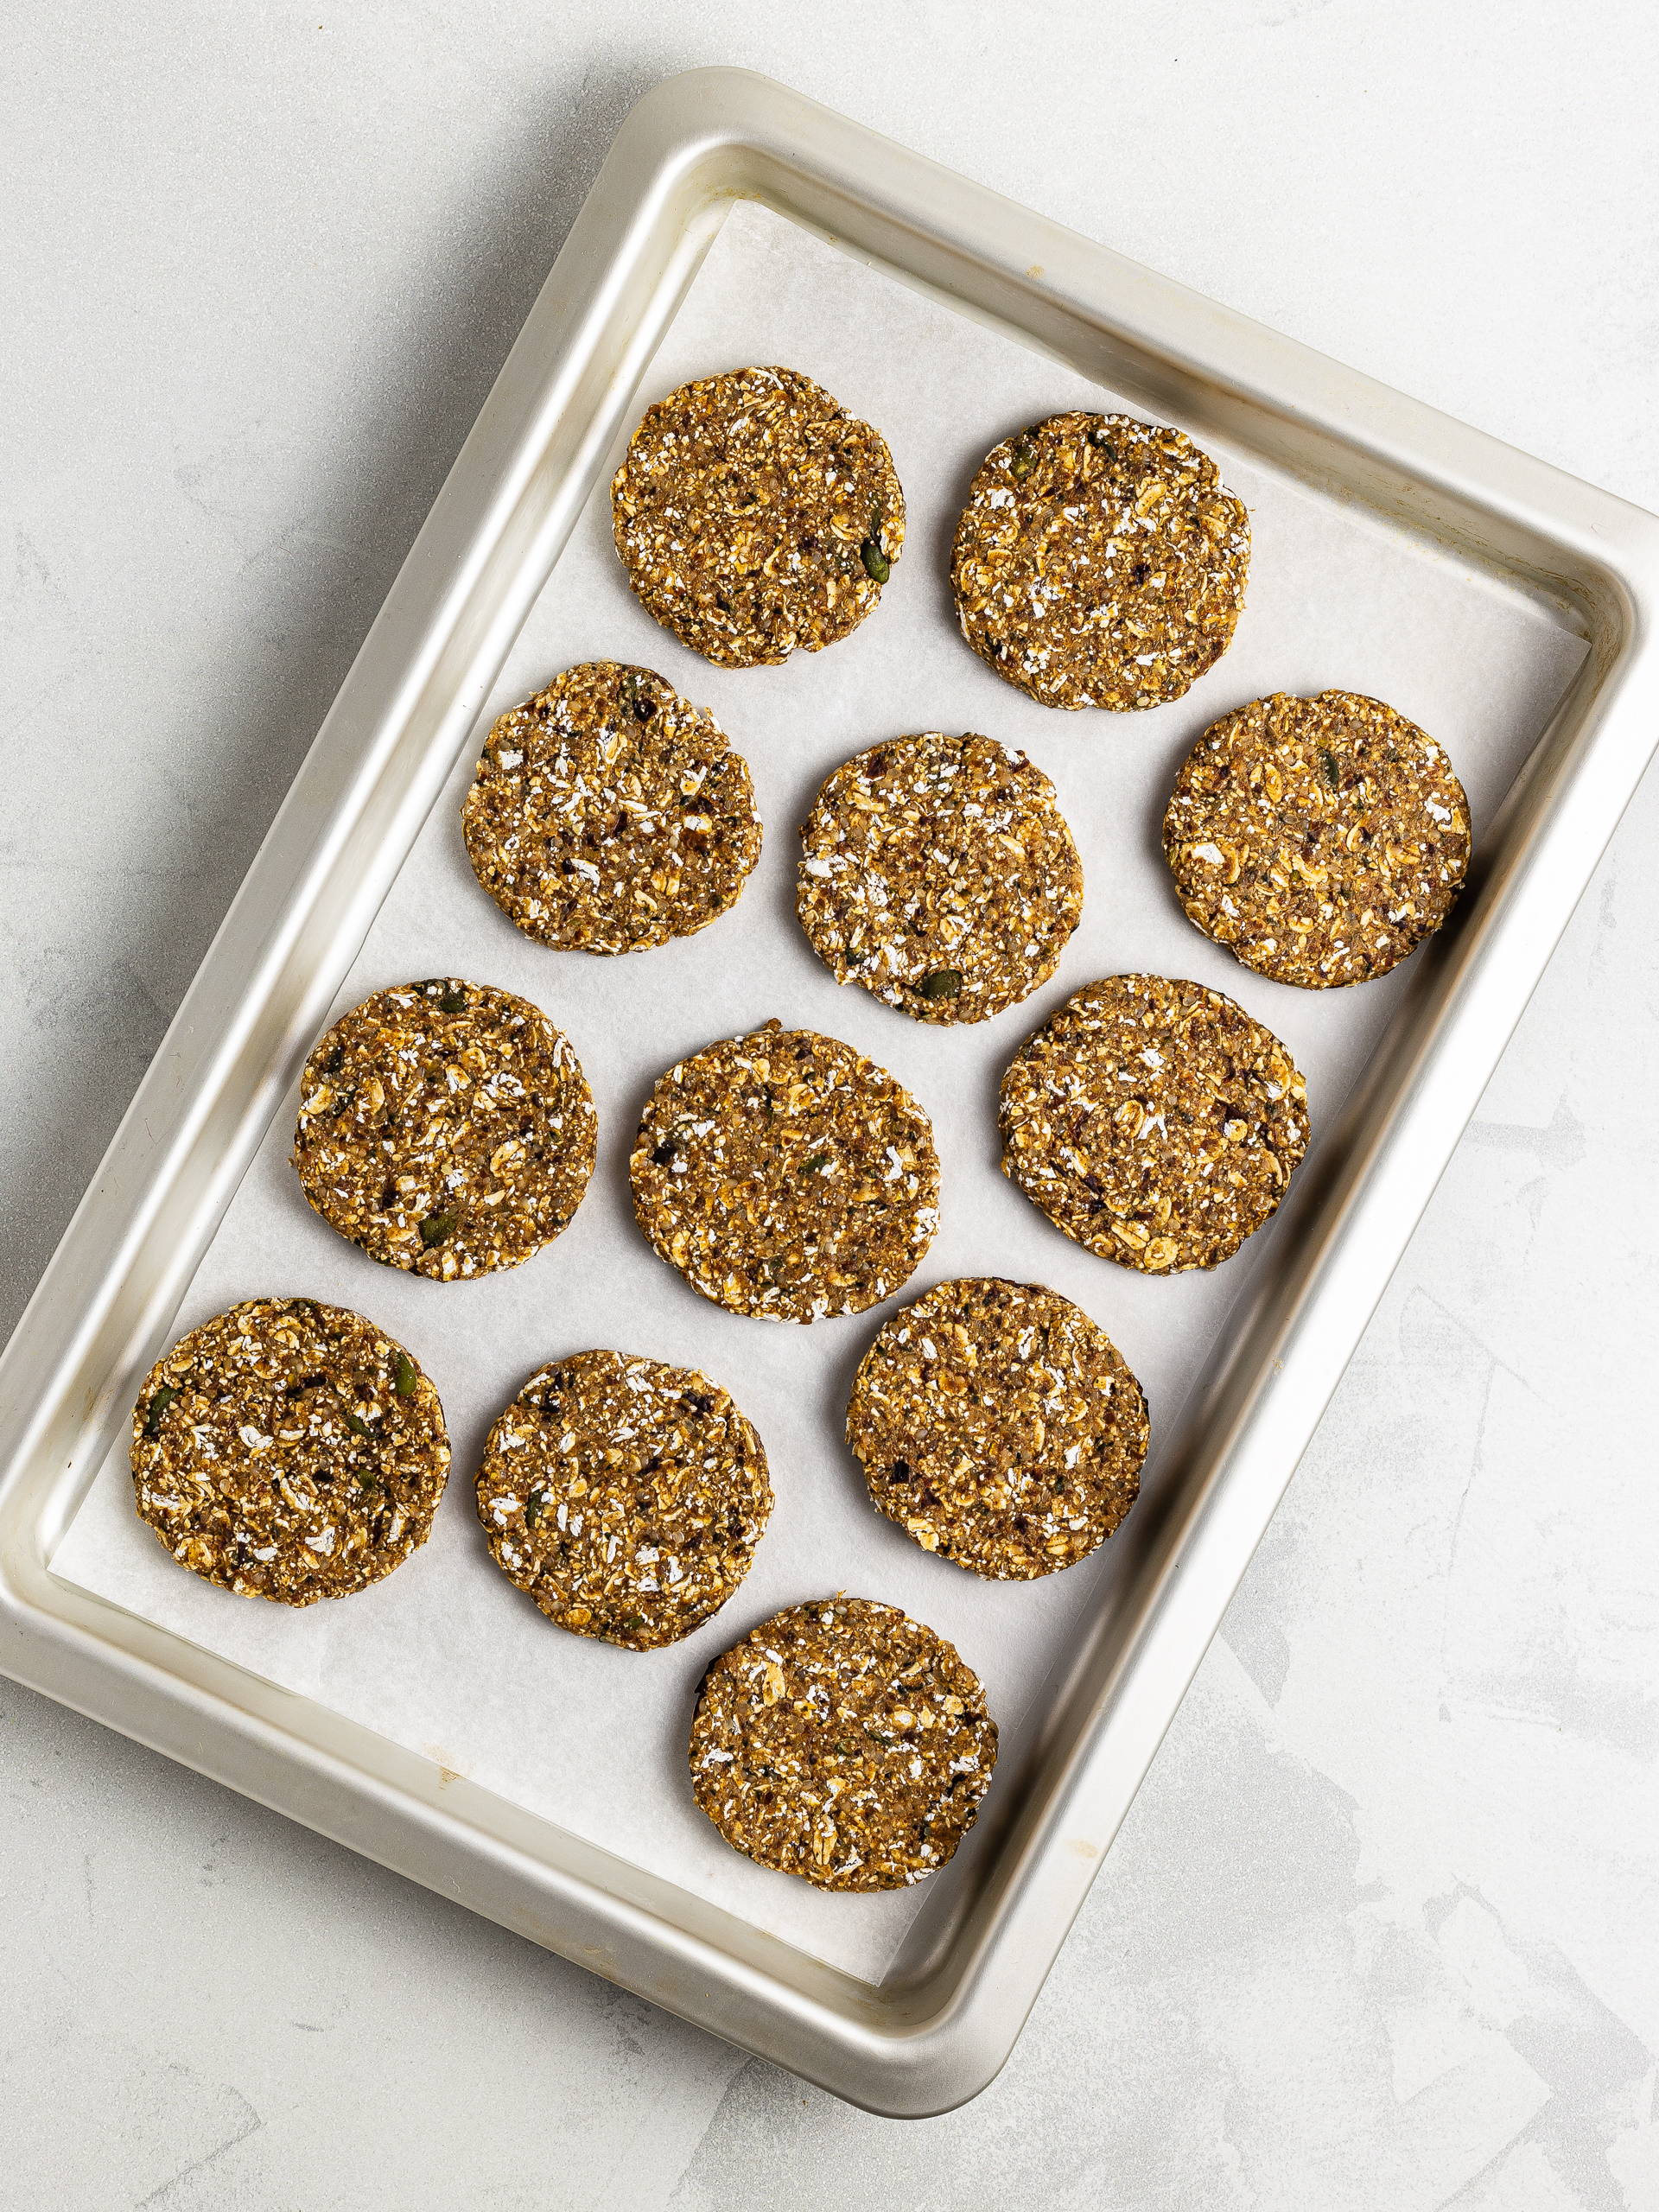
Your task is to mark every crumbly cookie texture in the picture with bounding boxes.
[847,1278,1148,1578]
[950,410,1249,711]
[689,1598,997,1891]
[474,1351,772,1651]
[461,661,762,954]
[630,1020,940,1323]
[1164,690,1471,988]
[999,974,1309,1273]
[611,365,905,668]
[130,1297,449,1605]
[796,731,1084,1025]
[292,979,596,1281]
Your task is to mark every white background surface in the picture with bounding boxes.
[3,4,1657,2205]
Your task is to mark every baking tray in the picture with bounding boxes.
[47,184,1593,1997]
[3,67,1656,2116]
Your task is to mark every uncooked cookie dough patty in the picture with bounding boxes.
[950,411,1249,710]
[630,1020,939,1322]
[293,979,596,1281]
[611,365,905,667]
[847,1278,1148,1578]
[796,730,1084,1024]
[999,974,1308,1272]
[689,1598,997,1891]
[461,661,762,953]
[1164,690,1471,988]
[130,1297,448,1605]
[474,1350,772,1650]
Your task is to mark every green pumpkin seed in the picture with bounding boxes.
[419,1211,458,1248]
[912,969,963,1001]
[393,1351,417,1399]
[143,1384,178,1439]
[859,500,892,584]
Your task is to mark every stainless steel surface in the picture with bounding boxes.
[2,67,1656,2117]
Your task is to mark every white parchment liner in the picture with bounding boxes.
[51,205,1585,1984]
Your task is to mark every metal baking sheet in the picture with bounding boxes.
[3,69,1656,2114]
[42,193,1586,1984]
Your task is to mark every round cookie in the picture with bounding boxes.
[130,1297,448,1605]
[461,661,762,954]
[474,1351,772,1651]
[847,1278,1148,1578]
[689,1597,997,1891]
[630,1020,940,1323]
[999,974,1309,1273]
[1164,690,1471,988]
[950,410,1249,711]
[293,978,596,1281]
[796,731,1084,1024]
[611,365,905,668]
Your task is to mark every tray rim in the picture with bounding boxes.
[3,67,1658,2118]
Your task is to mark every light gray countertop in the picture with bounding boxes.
[4,7,1657,2206]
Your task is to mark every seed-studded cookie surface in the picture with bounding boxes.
[130,1297,449,1605]
[689,1598,997,1891]
[796,731,1084,1024]
[950,411,1249,710]
[1163,690,1471,988]
[293,979,596,1281]
[611,365,905,667]
[629,1020,939,1323]
[474,1351,772,1651]
[847,1279,1148,1578]
[461,662,762,954]
[999,974,1309,1273]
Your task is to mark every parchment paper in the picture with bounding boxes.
[50,203,1586,1985]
